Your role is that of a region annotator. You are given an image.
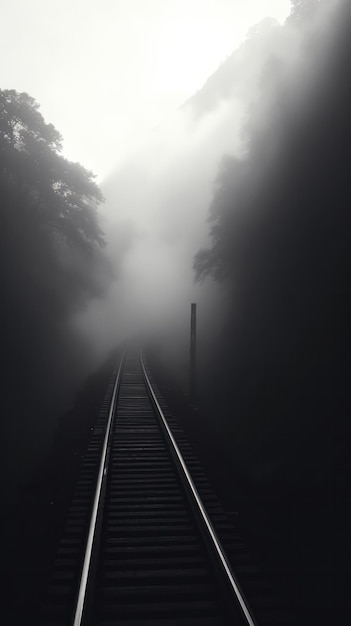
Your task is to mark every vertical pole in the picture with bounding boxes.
[190,303,197,402]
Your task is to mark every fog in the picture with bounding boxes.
[1,1,300,507]
[76,102,244,358]
[75,2,331,371]
[2,1,346,503]
[2,2,350,622]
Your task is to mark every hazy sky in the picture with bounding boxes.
[1,0,291,179]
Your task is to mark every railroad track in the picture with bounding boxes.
[41,348,287,625]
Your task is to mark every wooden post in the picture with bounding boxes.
[190,303,197,401]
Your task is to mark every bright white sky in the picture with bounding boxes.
[0,0,291,180]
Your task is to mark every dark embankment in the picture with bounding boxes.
[148,345,350,625]
[1,349,120,626]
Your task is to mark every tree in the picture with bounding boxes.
[194,0,351,469]
[193,2,351,618]
[0,89,110,319]
[0,90,113,497]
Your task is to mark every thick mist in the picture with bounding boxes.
[1,2,350,622]
[1,4,297,504]
[76,10,308,375]
[77,0,350,506]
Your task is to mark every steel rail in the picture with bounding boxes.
[140,349,257,626]
[72,351,125,626]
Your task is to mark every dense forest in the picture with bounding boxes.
[195,0,350,485]
[193,0,350,619]
[0,90,112,502]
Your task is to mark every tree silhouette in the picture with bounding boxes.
[194,0,351,472]
[0,90,112,497]
[0,89,110,319]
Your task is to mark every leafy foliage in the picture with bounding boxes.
[0,90,112,492]
[0,89,109,320]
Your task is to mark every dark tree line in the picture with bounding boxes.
[0,90,112,498]
[194,2,350,617]
[195,0,350,479]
